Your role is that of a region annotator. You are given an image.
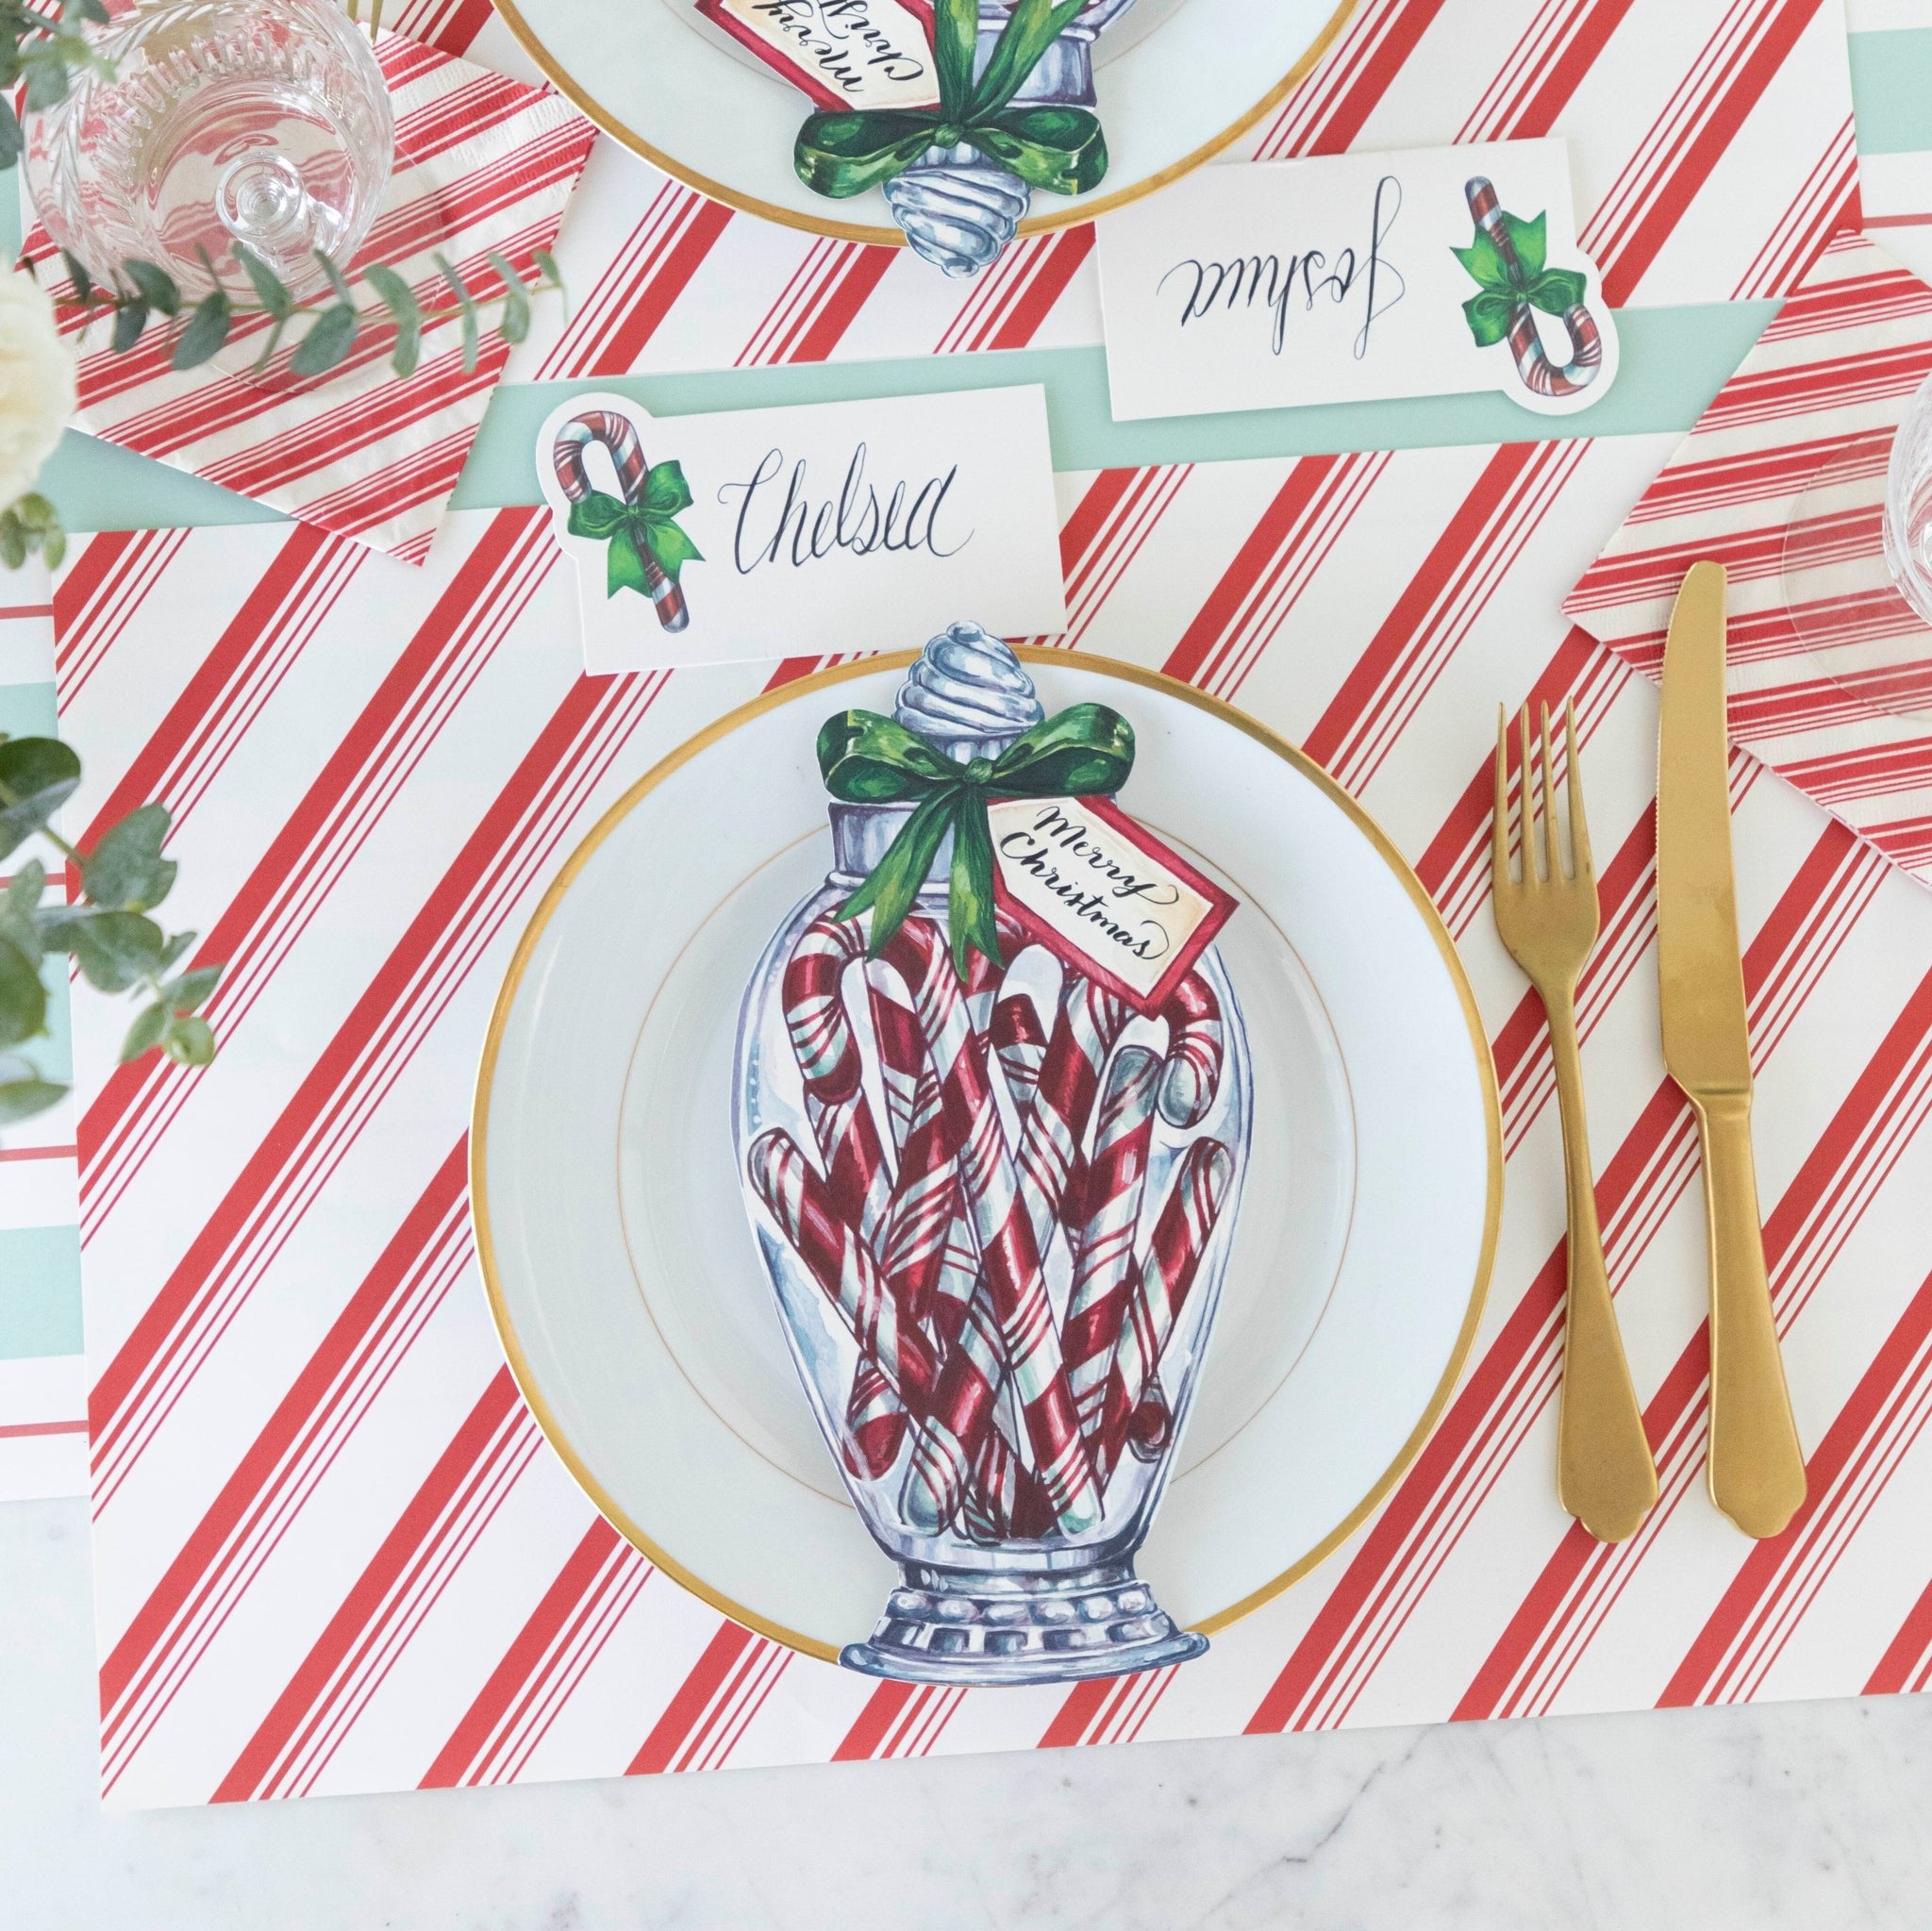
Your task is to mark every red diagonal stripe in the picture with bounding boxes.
[420,1518,629,1788]
[625,1622,761,1776]
[1661,1264,1932,1706]
[1162,457,1346,687]
[98,1139,470,1718]
[1865,1574,1932,1694]
[211,1366,524,1802]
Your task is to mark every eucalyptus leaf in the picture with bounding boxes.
[157,930,196,974]
[0,935,46,1046]
[173,287,232,369]
[82,802,176,911]
[0,1076,65,1124]
[50,907,166,993]
[164,1015,216,1067]
[109,299,149,353]
[0,516,24,572]
[0,737,81,857]
[0,905,39,973]
[121,258,180,316]
[6,858,46,913]
[363,262,423,377]
[118,1000,168,1062]
[232,241,295,322]
[160,964,221,1013]
[58,253,92,307]
[24,53,70,112]
[435,253,481,374]
[315,248,356,306]
[290,303,358,376]
[0,98,23,165]
[487,250,529,344]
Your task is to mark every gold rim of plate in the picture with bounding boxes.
[483,0,1361,247]
[471,650,1503,1663]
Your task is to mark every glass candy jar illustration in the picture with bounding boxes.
[733,624,1251,1684]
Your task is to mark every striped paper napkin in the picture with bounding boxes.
[19,30,596,564]
[1566,231,1932,888]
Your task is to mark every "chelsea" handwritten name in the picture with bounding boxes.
[718,442,973,573]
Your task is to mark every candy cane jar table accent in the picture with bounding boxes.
[733,624,1252,1686]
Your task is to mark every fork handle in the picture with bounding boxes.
[1547,996,1658,1542]
[1694,1091,1807,1539]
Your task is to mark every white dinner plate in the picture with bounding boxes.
[474,652,1500,1658]
[487,0,1358,244]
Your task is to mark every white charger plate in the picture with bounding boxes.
[473,653,1500,1659]
[486,0,1358,243]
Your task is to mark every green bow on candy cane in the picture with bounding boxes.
[820,702,1135,978]
[793,0,1108,203]
[1451,208,1589,348]
[565,459,704,600]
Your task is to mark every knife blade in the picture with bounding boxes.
[1657,559,1806,1539]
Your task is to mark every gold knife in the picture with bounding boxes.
[1657,560,1806,1539]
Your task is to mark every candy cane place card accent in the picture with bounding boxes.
[1094,139,1619,424]
[536,385,1068,673]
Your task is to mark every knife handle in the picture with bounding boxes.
[1695,1091,1807,1539]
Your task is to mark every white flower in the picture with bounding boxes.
[0,270,77,513]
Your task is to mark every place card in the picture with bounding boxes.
[535,384,1068,674]
[1094,138,1619,423]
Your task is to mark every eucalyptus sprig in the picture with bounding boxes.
[0,734,222,1125]
[0,0,112,172]
[49,242,565,380]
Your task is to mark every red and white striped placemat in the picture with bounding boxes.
[1567,231,1932,888]
[55,436,1932,1806]
[389,0,1859,378]
[18,31,595,564]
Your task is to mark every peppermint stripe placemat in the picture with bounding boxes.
[53,440,1932,1806]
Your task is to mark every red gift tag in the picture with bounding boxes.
[695,0,942,113]
[987,795,1239,1014]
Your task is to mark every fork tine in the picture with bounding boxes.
[1519,704,1540,885]
[1565,700,1591,879]
[1541,702,1562,880]
[1493,704,1512,889]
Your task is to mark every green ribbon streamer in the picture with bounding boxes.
[1451,208,1590,349]
[565,458,704,600]
[819,702,1135,979]
[793,0,1108,203]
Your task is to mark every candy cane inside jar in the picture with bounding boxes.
[732,623,1253,1687]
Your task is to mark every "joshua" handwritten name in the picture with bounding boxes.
[718,441,972,573]
[1156,174,1407,361]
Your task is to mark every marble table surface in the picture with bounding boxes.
[5,1497,1928,1929]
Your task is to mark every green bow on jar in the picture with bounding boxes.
[793,0,1109,204]
[819,701,1135,978]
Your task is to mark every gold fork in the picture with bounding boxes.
[1492,701,1658,1542]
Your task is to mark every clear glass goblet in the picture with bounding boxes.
[24,0,394,308]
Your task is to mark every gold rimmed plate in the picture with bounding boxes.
[472,652,1499,1659]
[487,0,1358,246]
